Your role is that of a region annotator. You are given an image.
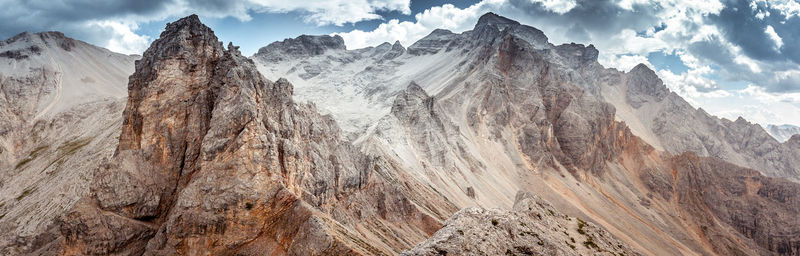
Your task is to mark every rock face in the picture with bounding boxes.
[57,15,453,255]
[402,191,641,256]
[668,153,800,255]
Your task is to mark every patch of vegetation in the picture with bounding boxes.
[57,138,91,157]
[245,202,254,210]
[491,219,499,226]
[570,237,576,243]
[547,209,555,216]
[14,144,49,169]
[583,236,599,250]
[15,187,37,201]
[565,241,575,250]
[577,218,587,235]
[513,246,534,255]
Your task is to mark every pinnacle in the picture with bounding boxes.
[159,14,216,41]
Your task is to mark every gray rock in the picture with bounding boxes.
[402,191,642,256]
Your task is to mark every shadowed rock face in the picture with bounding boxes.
[668,153,800,256]
[58,15,454,255]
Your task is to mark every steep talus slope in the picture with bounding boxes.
[0,31,135,254]
[261,12,800,256]
[0,31,135,172]
[57,15,454,256]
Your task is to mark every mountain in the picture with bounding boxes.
[0,31,135,252]
[1,12,800,256]
[767,124,800,142]
[255,12,800,255]
[56,15,456,255]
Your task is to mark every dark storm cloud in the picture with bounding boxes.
[497,0,661,44]
[0,0,171,39]
[710,0,780,60]
[702,0,800,92]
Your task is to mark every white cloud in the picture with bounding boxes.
[530,0,577,14]
[247,0,411,25]
[657,67,729,103]
[599,54,653,72]
[335,2,494,49]
[765,0,800,19]
[88,21,151,54]
[764,25,783,50]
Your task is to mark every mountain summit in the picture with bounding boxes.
[475,12,521,29]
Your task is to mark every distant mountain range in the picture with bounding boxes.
[767,124,800,142]
[1,13,799,255]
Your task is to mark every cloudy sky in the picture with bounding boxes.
[2,0,799,127]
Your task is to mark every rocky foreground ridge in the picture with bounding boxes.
[0,13,799,256]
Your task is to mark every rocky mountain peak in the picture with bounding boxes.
[629,63,655,77]
[391,82,433,117]
[0,31,77,54]
[475,12,521,30]
[554,42,599,66]
[472,12,549,48]
[625,63,669,108]
[407,29,459,55]
[392,40,404,50]
[254,34,345,61]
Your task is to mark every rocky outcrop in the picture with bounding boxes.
[58,15,453,255]
[402,191,641,256]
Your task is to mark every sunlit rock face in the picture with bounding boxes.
[57,15,454,255]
